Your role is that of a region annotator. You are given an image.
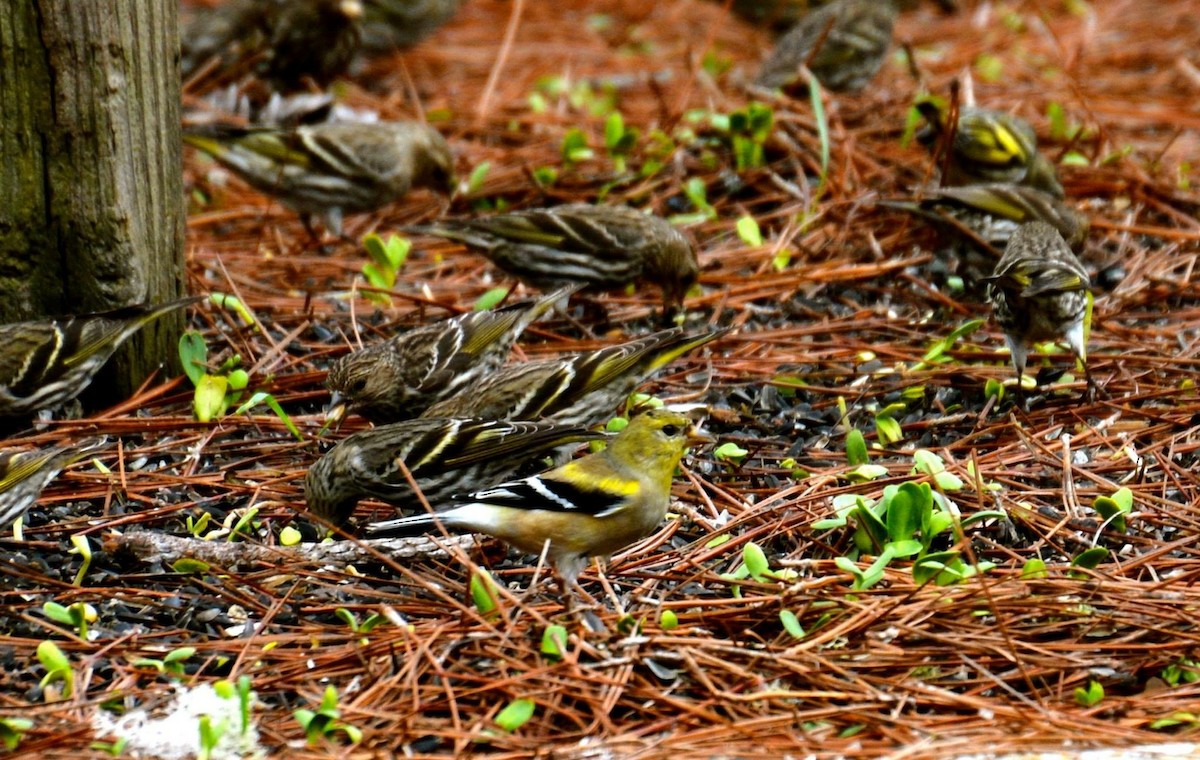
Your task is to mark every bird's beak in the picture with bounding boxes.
[686,423,716,447]
[326,394,347,424]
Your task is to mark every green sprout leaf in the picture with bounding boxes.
[233,392,303,441]
[845,429,869,466]
[736,215,763,247]
[1093,487,1133,533]
[467,162,491,195]
[0,717,33,751]
[1074,680,1104,707]
[808,80,829,192]
[561,128,594,163]
[194,374,229,422]
[779,610,805,639]
[1021,558,1048,579]
[1070,547,1109,577]
[36,640,73,698]
[209,293,256,328]
[474,288,510,311]
[470,570,499,615]
[178,331,209,386]
[714,442,749,464]
[494,698,536,732]
[742,541,770,581]
[541,624,569,659]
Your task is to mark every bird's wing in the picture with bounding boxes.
[469,467,632,518]
[1020,261,1088,297]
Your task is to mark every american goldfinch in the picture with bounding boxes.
[305,418,605,529]
[0,298,198,419]
[325,288,573,424]
[181,0,365,91]
[0,438,104,529]
[183,121,454,238]
[421,327,729,429]
[408,204,700,319]
[985,221,1094,403]
[917,102,1065,199]
[359,0,466,52]
[754,0,898,93]
[364,408,712,589]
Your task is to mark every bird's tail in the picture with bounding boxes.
[16,437,107,484]
[581,326,731,390]
[403,222,500,252]
[363,512,447,539]
[71,297,202,366]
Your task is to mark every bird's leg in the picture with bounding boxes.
[1008,339,1030,412]
[301,213,323,244]
[1080,357,1100,402]
[1015,375,1030,412]
[559,576,605,633]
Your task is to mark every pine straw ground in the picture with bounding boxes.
[4,0,1200,756]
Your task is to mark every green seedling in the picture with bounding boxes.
[1074,680,1104,707]
[69,534,93,587]
[562,128,594,164]
[494,698,536,733]
[713,442,749,465]
[294,686,362,746]
[736,214,763,247]
[0,718,32,751]
[1070,547,1108,578]
[36,640,73,699]
[779,610,806,639]
[335,608,386,646]
[42,601,96,640]
[728,102,774,171]
[470,570,500,616]
[1092,486,1133,534]
[604,111,638,173]
[541,624,569,659]
[179,329,301,438]
[816,465,1004,589]
[132,646,196,678]
[1161,659,1200,688]
[197,714,228,760]
[360,233,411,307]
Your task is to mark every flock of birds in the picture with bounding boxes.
[0,0,1103,604]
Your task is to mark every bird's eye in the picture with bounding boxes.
[661,424,680,437]
[349,378,368,394]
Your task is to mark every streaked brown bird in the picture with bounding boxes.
[184,120,454,238]
[325,288,571,424]
[359,0,467,52]
[0,439,105,528]
[422,327,728,430]
[985,221,1094,403]
[408,204,699,319]
[0,298,198,419]
[881,183,1088,283]
[305,417,605,529]
[917,102,1064,199]
[181,0,365,92]
[722,0,955,33]
[754,0,897,93]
